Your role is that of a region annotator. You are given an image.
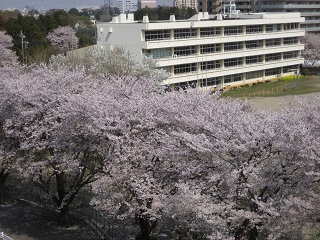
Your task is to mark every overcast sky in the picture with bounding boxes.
[0,0,171,10]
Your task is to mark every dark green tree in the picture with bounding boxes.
[134,6,197,21]
[0,10,94,64]
[68,8,79,15]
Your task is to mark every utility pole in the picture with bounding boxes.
[19,30,25,64]
[19,30,28,64]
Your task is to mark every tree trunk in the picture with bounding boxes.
[55,173,70,227]
[58,205,70,227]
[0,169,10,205]
[136,216,157,240]
[234,219,258,240]
[139,217,151,240]
[0,181,5,205]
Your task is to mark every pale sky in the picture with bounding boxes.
[0,0,171,10]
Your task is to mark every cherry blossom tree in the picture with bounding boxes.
[277,96,320,234]
[47,26,79,53]
[49,45,169,81]
[0,65,25,204]
[301,32,320,67]
[0,31,18,67]
[0,65,113,225]
[162,93,320,239]
[1,56,318,238]
[1,61,164,227]
[91,88,320,239]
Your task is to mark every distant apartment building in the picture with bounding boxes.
[253,0,320,32]
[138,0,157,8]
[198,0,221,13]
[200,0,320,31]
[97,12,304,90]
[117,0,138,13]
[199,0,252,14]
[174,0,198,10]
[235,0,252,12]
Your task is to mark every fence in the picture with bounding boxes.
[7,179,138,239]
[242,81,302,99]
[0,232,13,240]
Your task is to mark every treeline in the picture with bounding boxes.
[0,10,95,64]
[134,6,197,21]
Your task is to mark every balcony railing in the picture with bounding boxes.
[261,4,320,9]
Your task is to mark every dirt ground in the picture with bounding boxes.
[0,200,99,240]
[247,93,320,112]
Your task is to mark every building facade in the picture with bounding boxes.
[198,0,221,14]
[117,0,138,13]
[174,0,198,11]
[97,12,304,90]
[199,0,252,14]
[253,0,320,32]
[138,0,157,8]
[235,0,253,13]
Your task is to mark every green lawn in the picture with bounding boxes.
[222,76,320,98]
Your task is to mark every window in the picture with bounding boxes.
[200,27,221,37]
[224,74,243,83]
[245,40,263,49]
[174,29,197,39]
[200,77,221,87]
[265,38,281,47]
[224,26,243,36]
[266,24,281,32]
[201,60,221,70]
[144,30,170,41]
[283,37,298,45]
[283,51,299,59]
[174,80,198,90]
[246,25,263,34]
[265,68,281,76]
[283,65,298,73]
[283,23,299,31]
[265,53,281,62]
[224,58,243,67]
[224,42,243,52]
[246,70,263,80]
[143,48,171,59]
[246,55,263,65]
[200,44,221,54]
[174,46,196,56]
[174,63,197,75]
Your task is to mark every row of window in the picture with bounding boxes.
[143,38,300,59]
[144,23,300,41]
[170,65,299,89]
[171,51,299,75]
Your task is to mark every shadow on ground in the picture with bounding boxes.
[0,199,99,240]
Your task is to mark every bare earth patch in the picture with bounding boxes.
[247,93,320,112]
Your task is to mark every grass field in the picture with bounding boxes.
[222,75,320,98]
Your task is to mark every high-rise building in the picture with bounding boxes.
[117,0,138,13]
[198,0,222,13]
[174,0,198,10]
[235,0,252,13]
[199,0,252,14]
[138,0,156,8]
[97,12,304,90]
[253,0,320,32]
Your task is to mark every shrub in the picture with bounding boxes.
[278,75,297,81]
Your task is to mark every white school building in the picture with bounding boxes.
[97,12,304,90]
